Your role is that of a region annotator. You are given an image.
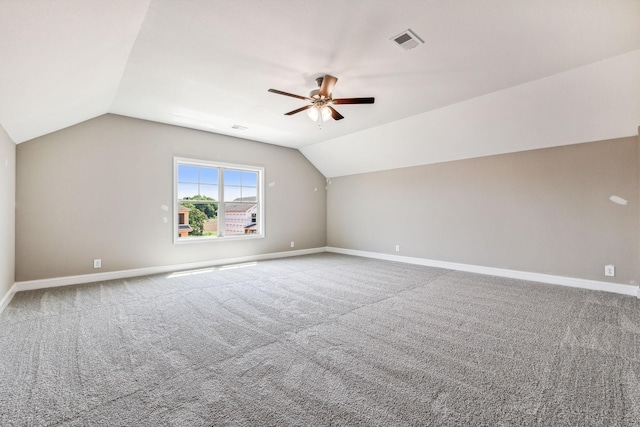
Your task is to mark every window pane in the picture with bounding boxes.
[241,186,257,200]
[189,201,217,220]
[176,159,262,242]
[177,205,194,239]
[178,165,199,183]
[178,183,199,200]
[200,184,218,199]
[202,216,218,237]
[241,171,257,187]
[223,202,257,236]
[224,186,242,202]
[200,167,218,185]
[224,169,242,186]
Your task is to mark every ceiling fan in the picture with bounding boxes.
[268,75,374,122]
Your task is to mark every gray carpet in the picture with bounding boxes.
[1,253,639,426]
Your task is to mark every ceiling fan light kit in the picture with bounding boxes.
[307,105,331,122]
[268,74,374,124]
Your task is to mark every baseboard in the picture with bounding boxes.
[0,283,17,315]
[14,247,326,293]
[327,247,640,298]
[10,246,640,300]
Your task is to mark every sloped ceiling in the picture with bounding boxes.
[1,0,639,177]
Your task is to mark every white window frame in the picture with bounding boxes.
[173,157,265,244]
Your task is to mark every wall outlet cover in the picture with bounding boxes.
[604,264,615,277]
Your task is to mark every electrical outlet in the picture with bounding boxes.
[290,241,295,248]
[395,245,400,252]
[93,259,102,269]
[604,264,615,277]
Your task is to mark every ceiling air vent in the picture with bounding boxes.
[390,29,424,50]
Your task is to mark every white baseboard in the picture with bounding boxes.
[327,247,640,298]
[6,246,640,309]
[13,247,326,293]
[0,283,17,315]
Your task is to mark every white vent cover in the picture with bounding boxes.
[390,29,424,50]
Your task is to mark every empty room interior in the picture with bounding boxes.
[1,1,640,425]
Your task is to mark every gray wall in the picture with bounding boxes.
[0,125,16,300]
[16,114,326,281]
[328,136,640,285]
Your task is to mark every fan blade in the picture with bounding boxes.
[285,105,312,115]
[318,75,338,99]
[327,105,344,120]
[268,89,312,101]
[332,97,375,104]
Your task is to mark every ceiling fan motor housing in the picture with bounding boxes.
[311,77,328,99]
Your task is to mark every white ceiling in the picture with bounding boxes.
[1,0,639,176]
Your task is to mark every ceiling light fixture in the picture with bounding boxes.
[267,74,374,125]
[306,78,333,123]
[307,104,331,122]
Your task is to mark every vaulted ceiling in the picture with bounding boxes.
[1,1,639,177]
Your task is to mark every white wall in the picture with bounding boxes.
[0,125,16,308]
[327,136,639,285]
[302,50,640,178]
[16,115,326,281]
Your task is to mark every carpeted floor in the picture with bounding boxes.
[1,253,639,426]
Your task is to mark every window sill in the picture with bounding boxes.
[173,233,265,245]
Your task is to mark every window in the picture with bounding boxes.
[174,157,264,243]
